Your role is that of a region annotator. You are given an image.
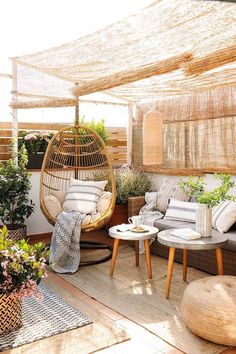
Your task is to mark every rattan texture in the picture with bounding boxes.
[0,295,22,335]
[181,276,236,346]
[40,124,116,231]
[10,0,236,107]
[7,226,27,241]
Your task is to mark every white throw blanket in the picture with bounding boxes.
[139,192,163,226]
[49,211,85,274]
[138,192,163,253]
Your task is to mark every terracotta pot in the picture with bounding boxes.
[107,204,128,227]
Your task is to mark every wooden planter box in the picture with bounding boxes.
[107,204,128,227]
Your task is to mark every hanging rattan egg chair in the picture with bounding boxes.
[40,123,116,265]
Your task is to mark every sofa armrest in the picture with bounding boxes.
[128,196,145,217]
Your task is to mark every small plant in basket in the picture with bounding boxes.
[0,225,49,334]
[0,225,49,299]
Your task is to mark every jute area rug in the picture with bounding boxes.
[2,279,129,354]
[61,245,228,354]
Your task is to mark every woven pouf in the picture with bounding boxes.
[181,276,236,346]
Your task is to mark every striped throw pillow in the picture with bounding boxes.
[212,201,236,233]
[63,179,108,214]
[157,179,190,213]
[164,198,198,222]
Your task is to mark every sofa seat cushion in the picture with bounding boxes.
[154,218,194,230]
[222,229,236,251]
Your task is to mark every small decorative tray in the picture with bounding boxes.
[130,227,149,233]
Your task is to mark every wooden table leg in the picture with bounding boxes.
[215,248,224,275]
[134,241,139,266]
[166,247,176,299]
[183,249,188,282]
[110,238,120,276]
[144,239,152,279]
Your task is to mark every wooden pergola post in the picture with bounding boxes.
[12,61,18,165]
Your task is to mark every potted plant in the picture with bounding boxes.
[0,145,34,240]
[179,174,235,237]
[0,225,48,334]
[107,167,152,227]
[18,131,54,169]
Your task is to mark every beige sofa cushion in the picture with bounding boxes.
[51,190,67,205]
[44,195,62,218]
[97,191,112,214]
[212,200,236,233]
[157,178,189,213]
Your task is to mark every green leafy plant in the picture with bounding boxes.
[77,118,110,144]
[0,145,34,228]
[0,225,48,299]
[115,167,152,205]
[179,174,235,208]
[18,131,54,154]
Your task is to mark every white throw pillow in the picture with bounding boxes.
[164,198,198,222]
[97,192,112,214]
[157,179,190,213]
[44,195,62,218]
[63,179,108,214]
[212,201,236,233]
[82,214,92,226]
[51,190,67,205]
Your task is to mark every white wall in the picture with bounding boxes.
[150,173,236,195]
[26,172,53,236]
[27,172,236,236]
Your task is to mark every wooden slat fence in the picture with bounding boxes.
[0,122,127,167]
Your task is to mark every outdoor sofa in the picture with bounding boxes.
[128,195,236,276]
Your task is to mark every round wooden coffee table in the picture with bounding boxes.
[158,229,228,299]
[109,225,158,279]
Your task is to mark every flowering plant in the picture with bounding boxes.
[0,226,49,299]
[18,131,54,154]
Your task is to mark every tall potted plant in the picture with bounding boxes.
[0,225,48,334]
[179,174,235,237]
[0,145,34,240]
[107,167,152,227]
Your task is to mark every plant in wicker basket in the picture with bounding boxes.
[0,145,34,240]
[0,225,49,334]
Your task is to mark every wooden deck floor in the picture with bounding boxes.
[29,230,234,354]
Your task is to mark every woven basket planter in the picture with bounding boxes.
[7,225,27,241]
[0,294,22,334]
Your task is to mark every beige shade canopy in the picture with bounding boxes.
[11,0,236,108]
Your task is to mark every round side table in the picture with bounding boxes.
[109,225,158,279]
[158,229,228,299]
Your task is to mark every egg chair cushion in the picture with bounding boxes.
[63,179,108,214]
[51,190,67,206]
[97,191,112,214]
[44,195,62,218]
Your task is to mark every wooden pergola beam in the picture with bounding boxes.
[72,52,193,97]
[184,43,236,76]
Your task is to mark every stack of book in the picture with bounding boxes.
[171,228,201,240]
